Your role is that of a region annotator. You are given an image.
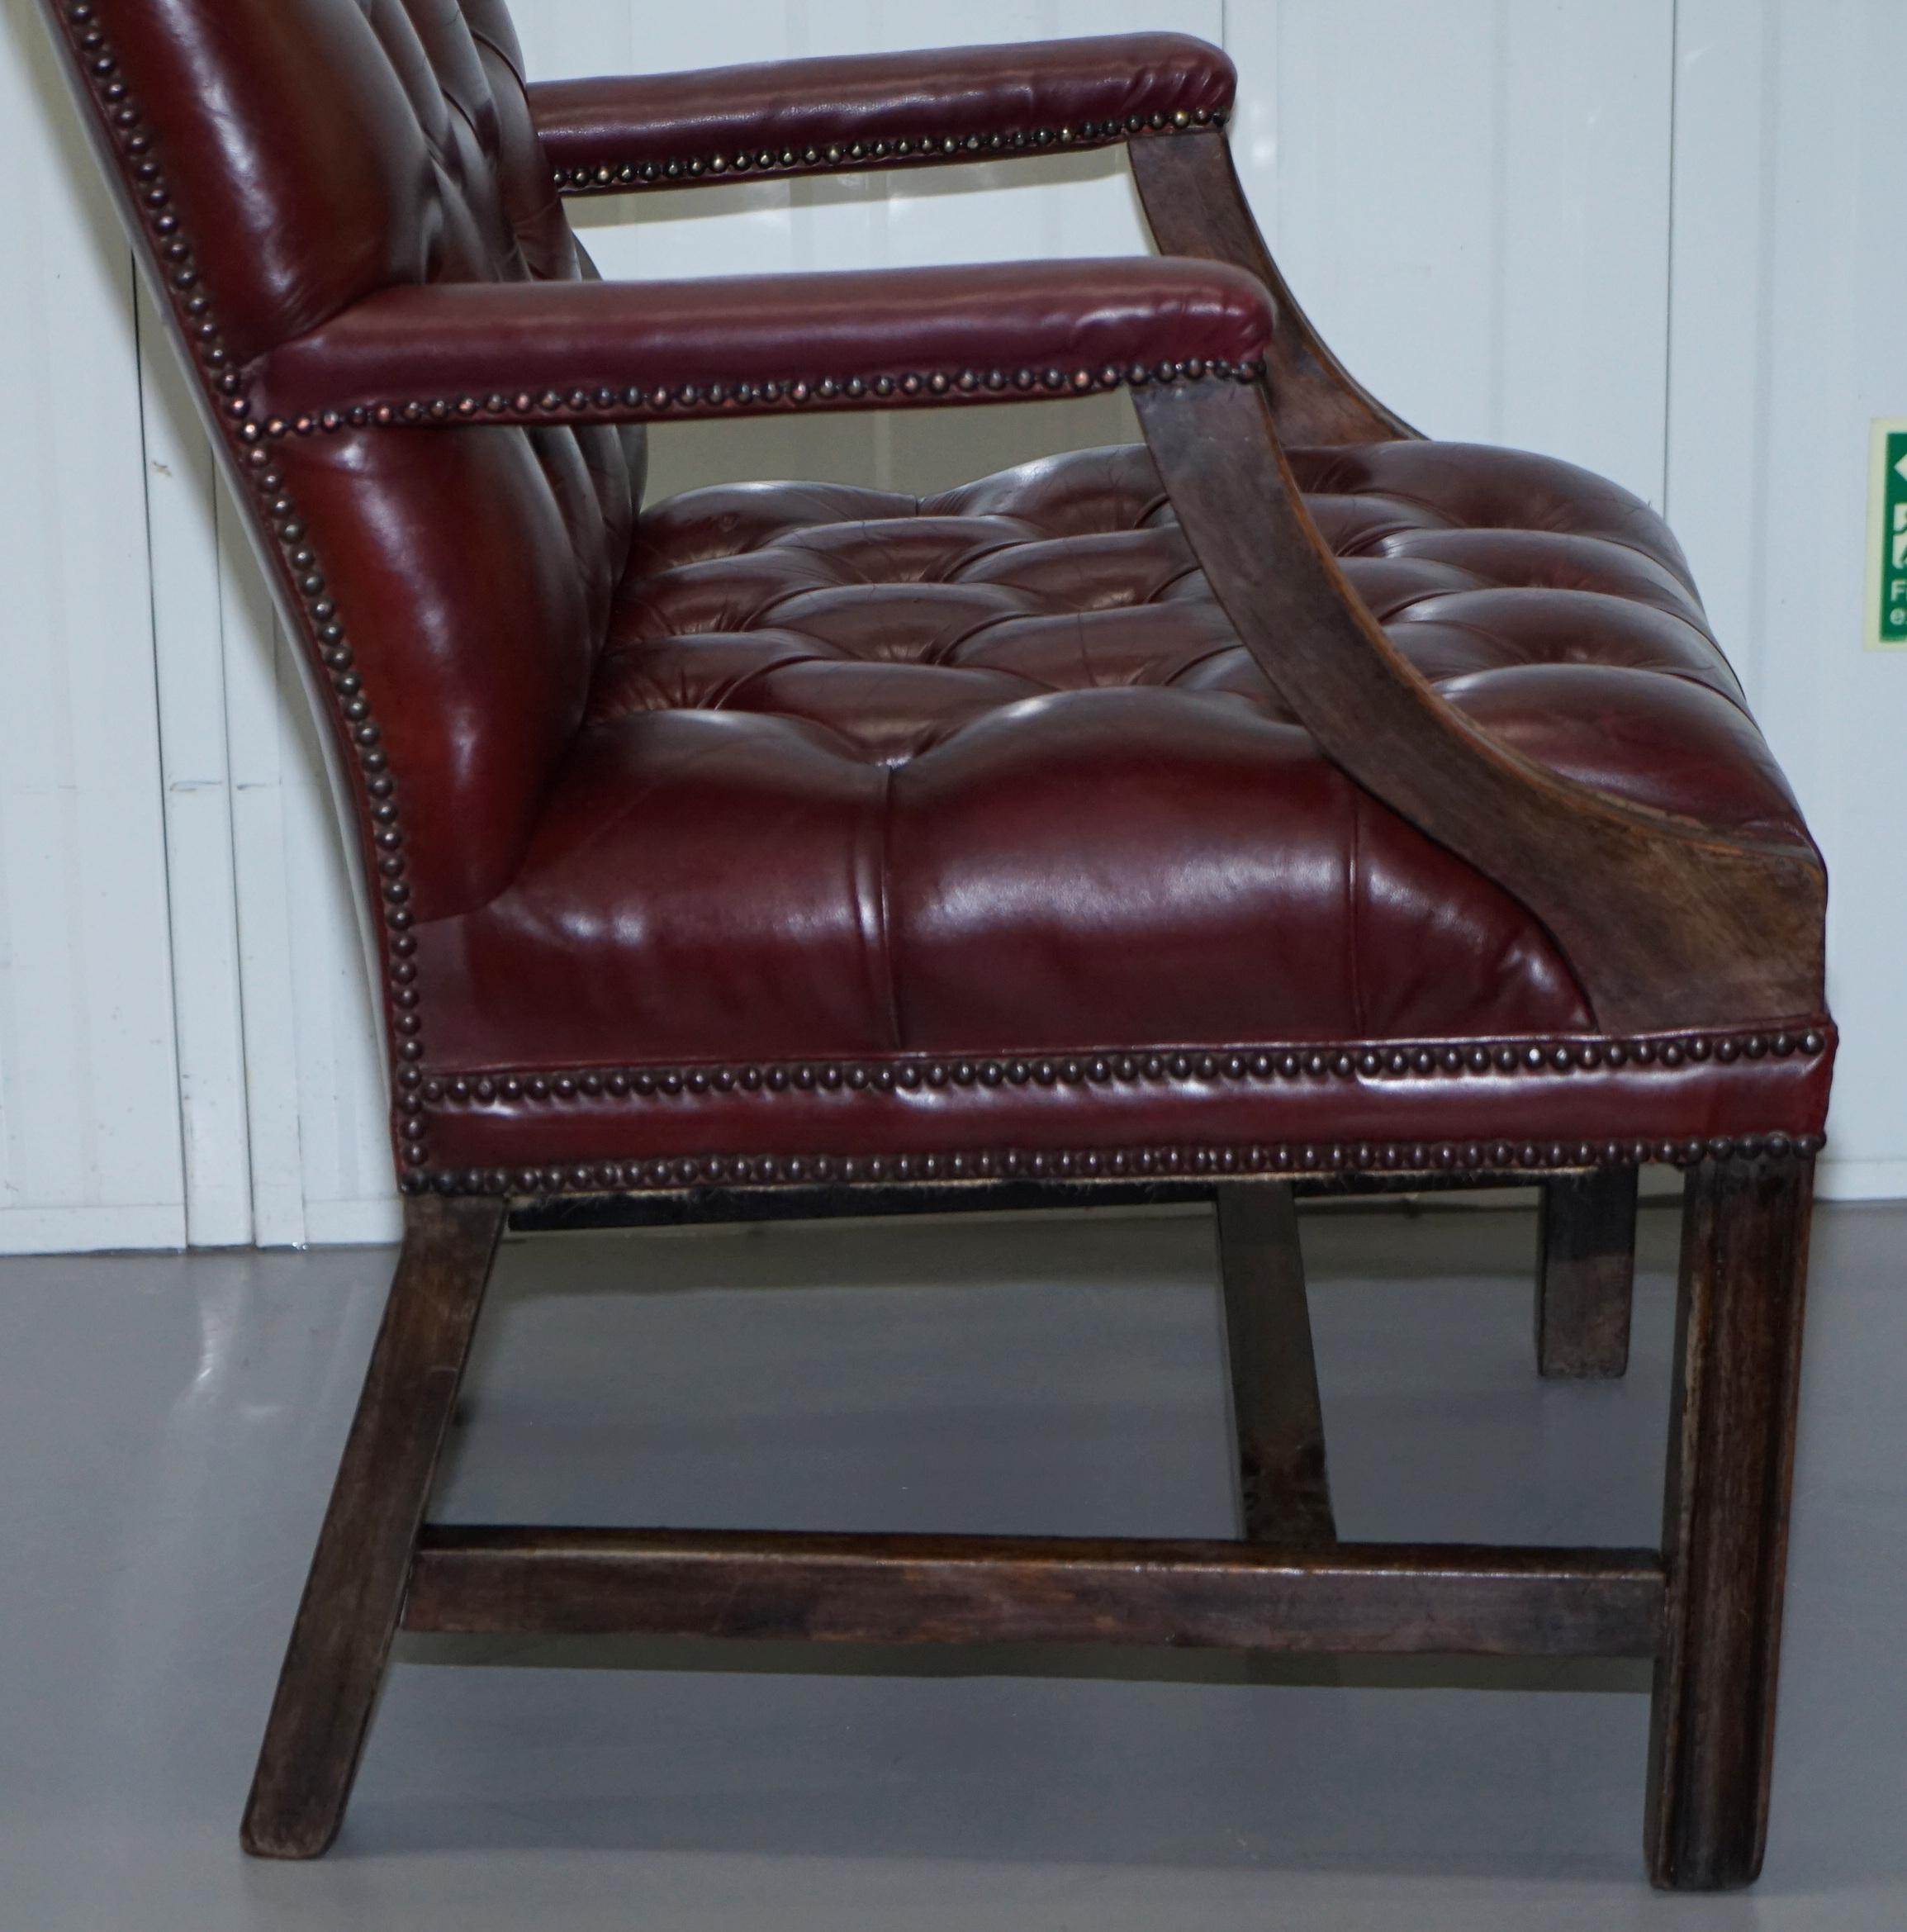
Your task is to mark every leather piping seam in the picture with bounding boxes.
[548,107,1229,194]
[251,357,1266,440]
[401,1131,1826,1200]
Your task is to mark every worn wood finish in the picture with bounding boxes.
[507,1165,1557,1234]
[1130,128,1416,447]
[1537,1169,1639,1378]
[1214,1182,1335,1542]
[1131,377,1826,1034]
[241,1193,505,1860]
[1646,1155,1814,1890]
[405,1525,1663,1658]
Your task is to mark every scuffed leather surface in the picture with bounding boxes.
[525,36,1236,175]
[414,439,1814,1094]
[261,261,1277,420]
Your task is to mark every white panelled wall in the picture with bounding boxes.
[1,1,183,1251]
[0,0,1901,1251]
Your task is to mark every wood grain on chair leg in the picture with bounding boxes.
[1214,1182,1336,1544]
[241,1193,505,1859]
[1536,1168,1639,1379]
[1646,1155,1814,1890]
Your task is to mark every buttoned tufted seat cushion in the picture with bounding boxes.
[415,438,1812,1069]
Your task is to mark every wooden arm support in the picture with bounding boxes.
[1131,377,1826,1034]
[1131,128,1416,447]
[1128,126,1824,1030]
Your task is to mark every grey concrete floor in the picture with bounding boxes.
[2,1195,1903,1930]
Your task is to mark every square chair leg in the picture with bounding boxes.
[1536,1169,1639,1378]
[242,1194,505,1858]
[1213,1182,1335,1544]
[1646,1154,1814,1889]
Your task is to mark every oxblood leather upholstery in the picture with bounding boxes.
[525,35,1236,188]
[43,0,1834,1199]
[423,433,1806,1058]
[259,261,1278,434]
[414,439,1830,1181]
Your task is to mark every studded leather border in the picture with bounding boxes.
[402,1127,1824,1200]
[410,1025,1832,1115]
[396,1024,1832,1183]
[254,355,1264,440]
[57,2,433,1089]
[549,107,1226,195]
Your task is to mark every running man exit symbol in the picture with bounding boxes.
[1871,422,1907,648]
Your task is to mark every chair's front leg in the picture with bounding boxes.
[1536,1170,1639,1378]
[1646,1154,1814,1889]
[243,1193,506,1858]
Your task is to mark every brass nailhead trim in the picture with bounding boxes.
[400,1130,1827,1199]
[271,358,1265,439]
[59,2,431,1164]
[551,109,1226,194]
[417,1028,1831,1112]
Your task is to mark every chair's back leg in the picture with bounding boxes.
[1536,1169,1639,1378]
[1215,1182,1336,1544]
[1645,1154,1814,1889]
[242,1193,506,1858]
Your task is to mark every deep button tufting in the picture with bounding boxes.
[771,516,1039,582]
[949,604,1245,694]
[1330,556,1491,623]
[1385,591,1749,706]
[585,629,849,716]
[612,548,856,645]
[1374,527,1709,621]
[1288,442,1701,583]
[84,0,651,916]
[754,583,1044,662]
[1302,492,1459,556]
[951,526,1202,609]
[409,435,1813,1075]
[923,448,1168,534]
[723,660,1049,765]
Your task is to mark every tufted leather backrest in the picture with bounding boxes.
[64,0,643,916]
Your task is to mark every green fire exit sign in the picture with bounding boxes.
[1871,419,1907,649]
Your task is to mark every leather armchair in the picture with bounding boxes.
[40,0,1831,1892]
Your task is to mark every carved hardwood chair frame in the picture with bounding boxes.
[40,1,1831,1889]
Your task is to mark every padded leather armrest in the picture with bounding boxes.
[254,259,1274,431]
[526,36,1236,192]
